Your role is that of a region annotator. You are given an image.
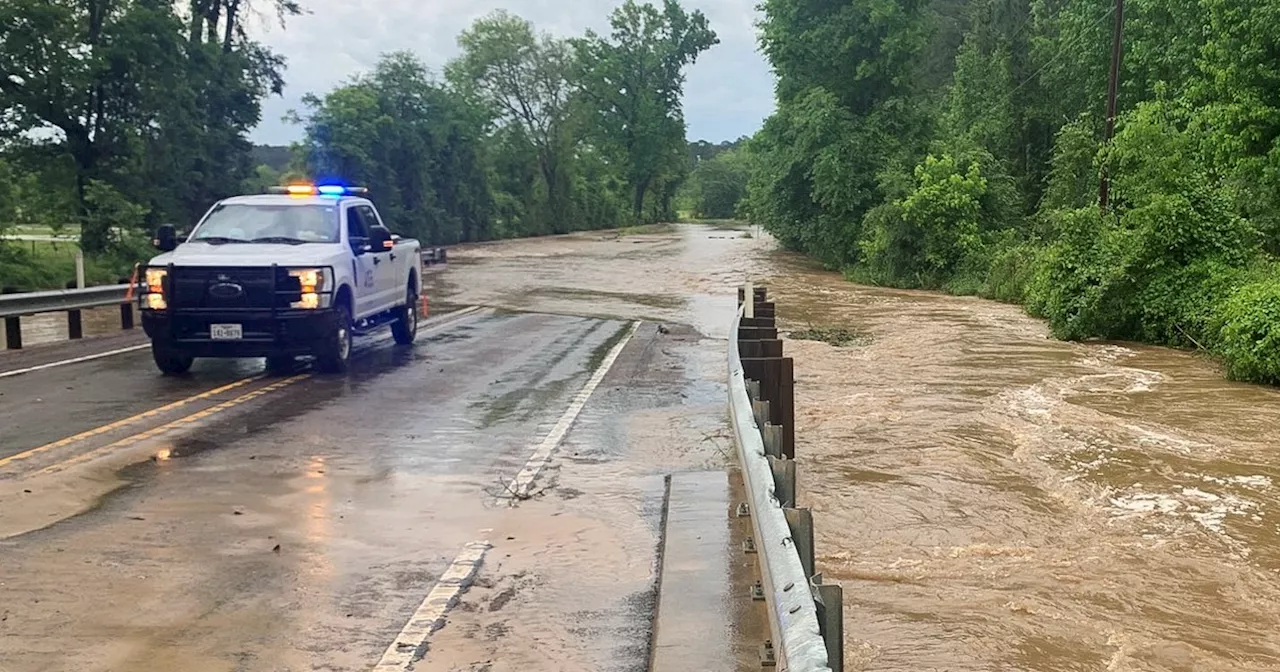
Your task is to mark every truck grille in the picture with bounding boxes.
[169,266,289,309]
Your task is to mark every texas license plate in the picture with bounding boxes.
[210,323,242,340]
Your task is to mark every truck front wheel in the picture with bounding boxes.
[315,304,352,374]
[152,341,194,376]
[391,286,418,345]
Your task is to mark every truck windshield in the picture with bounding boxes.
[190,203,340,243]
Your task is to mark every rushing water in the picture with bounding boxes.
[436,226,1280,669]
[747,250,1280,671]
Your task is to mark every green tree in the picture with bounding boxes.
[688,148,750,218]
[0,0,296,251]
[447,11,575,233]
[572,0,718,221]
[294,52,493,244]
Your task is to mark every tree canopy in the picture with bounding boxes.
[0,0,716,287]
[739,0,1280,385]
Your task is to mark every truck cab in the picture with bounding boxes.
[138,185,423,375]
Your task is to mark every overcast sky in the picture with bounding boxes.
[246,0,775,147]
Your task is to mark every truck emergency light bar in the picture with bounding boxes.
[267,184,369,196]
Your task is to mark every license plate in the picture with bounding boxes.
[210,323,242,340]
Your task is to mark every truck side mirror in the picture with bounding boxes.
[154,224,177,252]
[367,225,393,252]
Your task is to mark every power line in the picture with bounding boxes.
[1099,0,1125,209]
[976,1,1118,121]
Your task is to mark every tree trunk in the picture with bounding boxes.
[632,177,651,222]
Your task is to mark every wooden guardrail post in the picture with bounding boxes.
[119,278,135,329]
[2,287,21,350]
[64,280,83,339]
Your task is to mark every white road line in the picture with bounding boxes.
[510,320,640,498]
[0,306,487,381]
[0,343,149,379]
[372,539,492,671]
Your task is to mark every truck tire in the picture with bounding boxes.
[152,341,194,376]
[391,286,418,345]
[315,303,352,374]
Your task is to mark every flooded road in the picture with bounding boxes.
[4,221,1276,671]
[0,224,757,672]
[752,250,1280,671]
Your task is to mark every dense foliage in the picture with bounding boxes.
[0,0,716,286]
[680,138,750,218]
[741,0,1280,384]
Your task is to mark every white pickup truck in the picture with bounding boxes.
[138,185,423,375]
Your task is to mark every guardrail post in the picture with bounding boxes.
[2,287,21,349]
[761,423,783,459]
[739,338,783,358]
[64,280,83,339]
[783,507,816,578]
[767,454,795,506]
[119,278,134,329]
[746,379,761,400]
[741,356,795,458]
[737,285,767,305]
[752,399,771,429]
[74,250,85,289]
[812,575,844,672]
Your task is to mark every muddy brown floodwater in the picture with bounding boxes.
[9,224,1280,671]
[746,249,1280,671]
[1,305,131,349]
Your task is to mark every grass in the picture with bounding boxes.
[0,240,141,291]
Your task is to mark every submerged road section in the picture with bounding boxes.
[0,224,763,672]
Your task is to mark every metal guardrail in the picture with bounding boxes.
[421,246,448,265]
[730,283,842,671]
[0,282,140,349]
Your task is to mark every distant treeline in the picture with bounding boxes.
[734,0,1280,385]
[0,0,721,289]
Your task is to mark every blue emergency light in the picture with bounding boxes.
[266,184,369,197]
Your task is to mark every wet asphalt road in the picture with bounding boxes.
[0,299,736,671]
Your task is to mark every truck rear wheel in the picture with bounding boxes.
[391,286,418,345]
[315,303,352,374]
[152,341,194,376]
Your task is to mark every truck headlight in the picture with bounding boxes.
[143,268,167,310]
[288,267,330,309]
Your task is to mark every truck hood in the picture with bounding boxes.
[148,242,344,267]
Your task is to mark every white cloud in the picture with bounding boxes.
[246,0,774,145]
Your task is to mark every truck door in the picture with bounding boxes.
[344,204,379,319]
[359,204,399,312]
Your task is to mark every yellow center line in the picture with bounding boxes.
[36,373,311,475]
[0,375,262,470]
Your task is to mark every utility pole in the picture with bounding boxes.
[1099,0,1125,210]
